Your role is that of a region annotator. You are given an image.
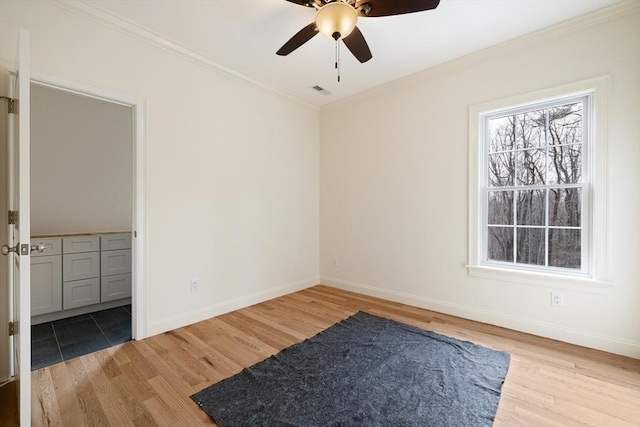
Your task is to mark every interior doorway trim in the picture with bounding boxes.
[29,66,147,340]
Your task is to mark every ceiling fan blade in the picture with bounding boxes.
[276,22,319,56]
[285,0,320,8]
[356,0,440,17]
[342,26,372,63]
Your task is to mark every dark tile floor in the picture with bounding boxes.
[31,305,131,370]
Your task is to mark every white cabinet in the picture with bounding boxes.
[63,252,100,282]
[30,237,63,316]
[63,235,100,254]
[61,236,100,310]
[101,273,132,302]
[100,233,132,302]
[63,278,100,310]
[31,232,132,318]
[33,237,62,257]
[101,233,132,251]
[101,249,132,277]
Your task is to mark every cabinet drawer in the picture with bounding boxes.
[31,238,62,257]
[101,249,131,276]
[63,252,100,281]
[63,235,100,254]
[101,233,131,251]
[31,255,62,316]
[63,278,100,310]
[101,273,132,302]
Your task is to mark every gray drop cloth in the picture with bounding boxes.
[192,311,510,426]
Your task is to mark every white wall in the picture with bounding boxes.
[0,0,320,336]
[320,8,640,357]
[31,83,133,235]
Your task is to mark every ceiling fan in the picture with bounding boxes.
[276,0,441,64]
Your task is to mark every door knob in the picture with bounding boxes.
[31,243,45,253]
[1,243,19,256]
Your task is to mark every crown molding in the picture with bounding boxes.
[45,0,637,115]
[321,0,639,113]
[48,0,318,112]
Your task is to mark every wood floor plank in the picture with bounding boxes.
[29,285,640,426]
[208,316,280,357]
[495,400,570,427]
[48,362,85,426]
[79,353,134,427]
[196,319,274,367]
[147,376,212,426]
[109,374,157,426]
[31,368,63,427]
[64,357,111,426]
[196,348,244,382]
[219,311,302,350]
[93,347,124,379]
[142,395,179,427]
[240,306,313,340]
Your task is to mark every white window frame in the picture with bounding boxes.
[482,95,590,275]
[467,77,612,292]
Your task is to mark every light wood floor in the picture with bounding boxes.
[23,285,640,426]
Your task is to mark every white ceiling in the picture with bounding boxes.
[86,0,620,106]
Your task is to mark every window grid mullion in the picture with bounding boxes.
[489,183,582,192]
[513,189,517,264]
[488,224,582,230]
[545,188,550,267]
[545,109,550,267]
[489,141,581,156]
[512,114,518,265]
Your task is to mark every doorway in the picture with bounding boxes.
[0,66,146,382]
[30,82,134,369]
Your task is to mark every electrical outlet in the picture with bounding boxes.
[190,278,199,292]
[551,291,563,307]
[333,257,339,267]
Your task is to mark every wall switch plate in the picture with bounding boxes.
[333,257,339,267]
[191,278,199,292]
[551,291,563,307]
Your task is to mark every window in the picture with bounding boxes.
[483,96,589,275]
[467,77,610,289]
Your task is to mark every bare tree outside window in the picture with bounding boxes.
[486,101,583,270]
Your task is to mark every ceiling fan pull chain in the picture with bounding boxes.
[335,38,341,83]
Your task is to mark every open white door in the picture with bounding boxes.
[2,28,31,426]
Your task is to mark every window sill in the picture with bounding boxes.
[465,265,613,294]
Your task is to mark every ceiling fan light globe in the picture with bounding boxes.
[315,2,358,40]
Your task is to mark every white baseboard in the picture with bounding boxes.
[147,277,319,337]
[321,276,640,359]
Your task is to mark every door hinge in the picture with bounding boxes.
[8,321,16,336]
[8,210,17,225]
[0,96,17,114]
